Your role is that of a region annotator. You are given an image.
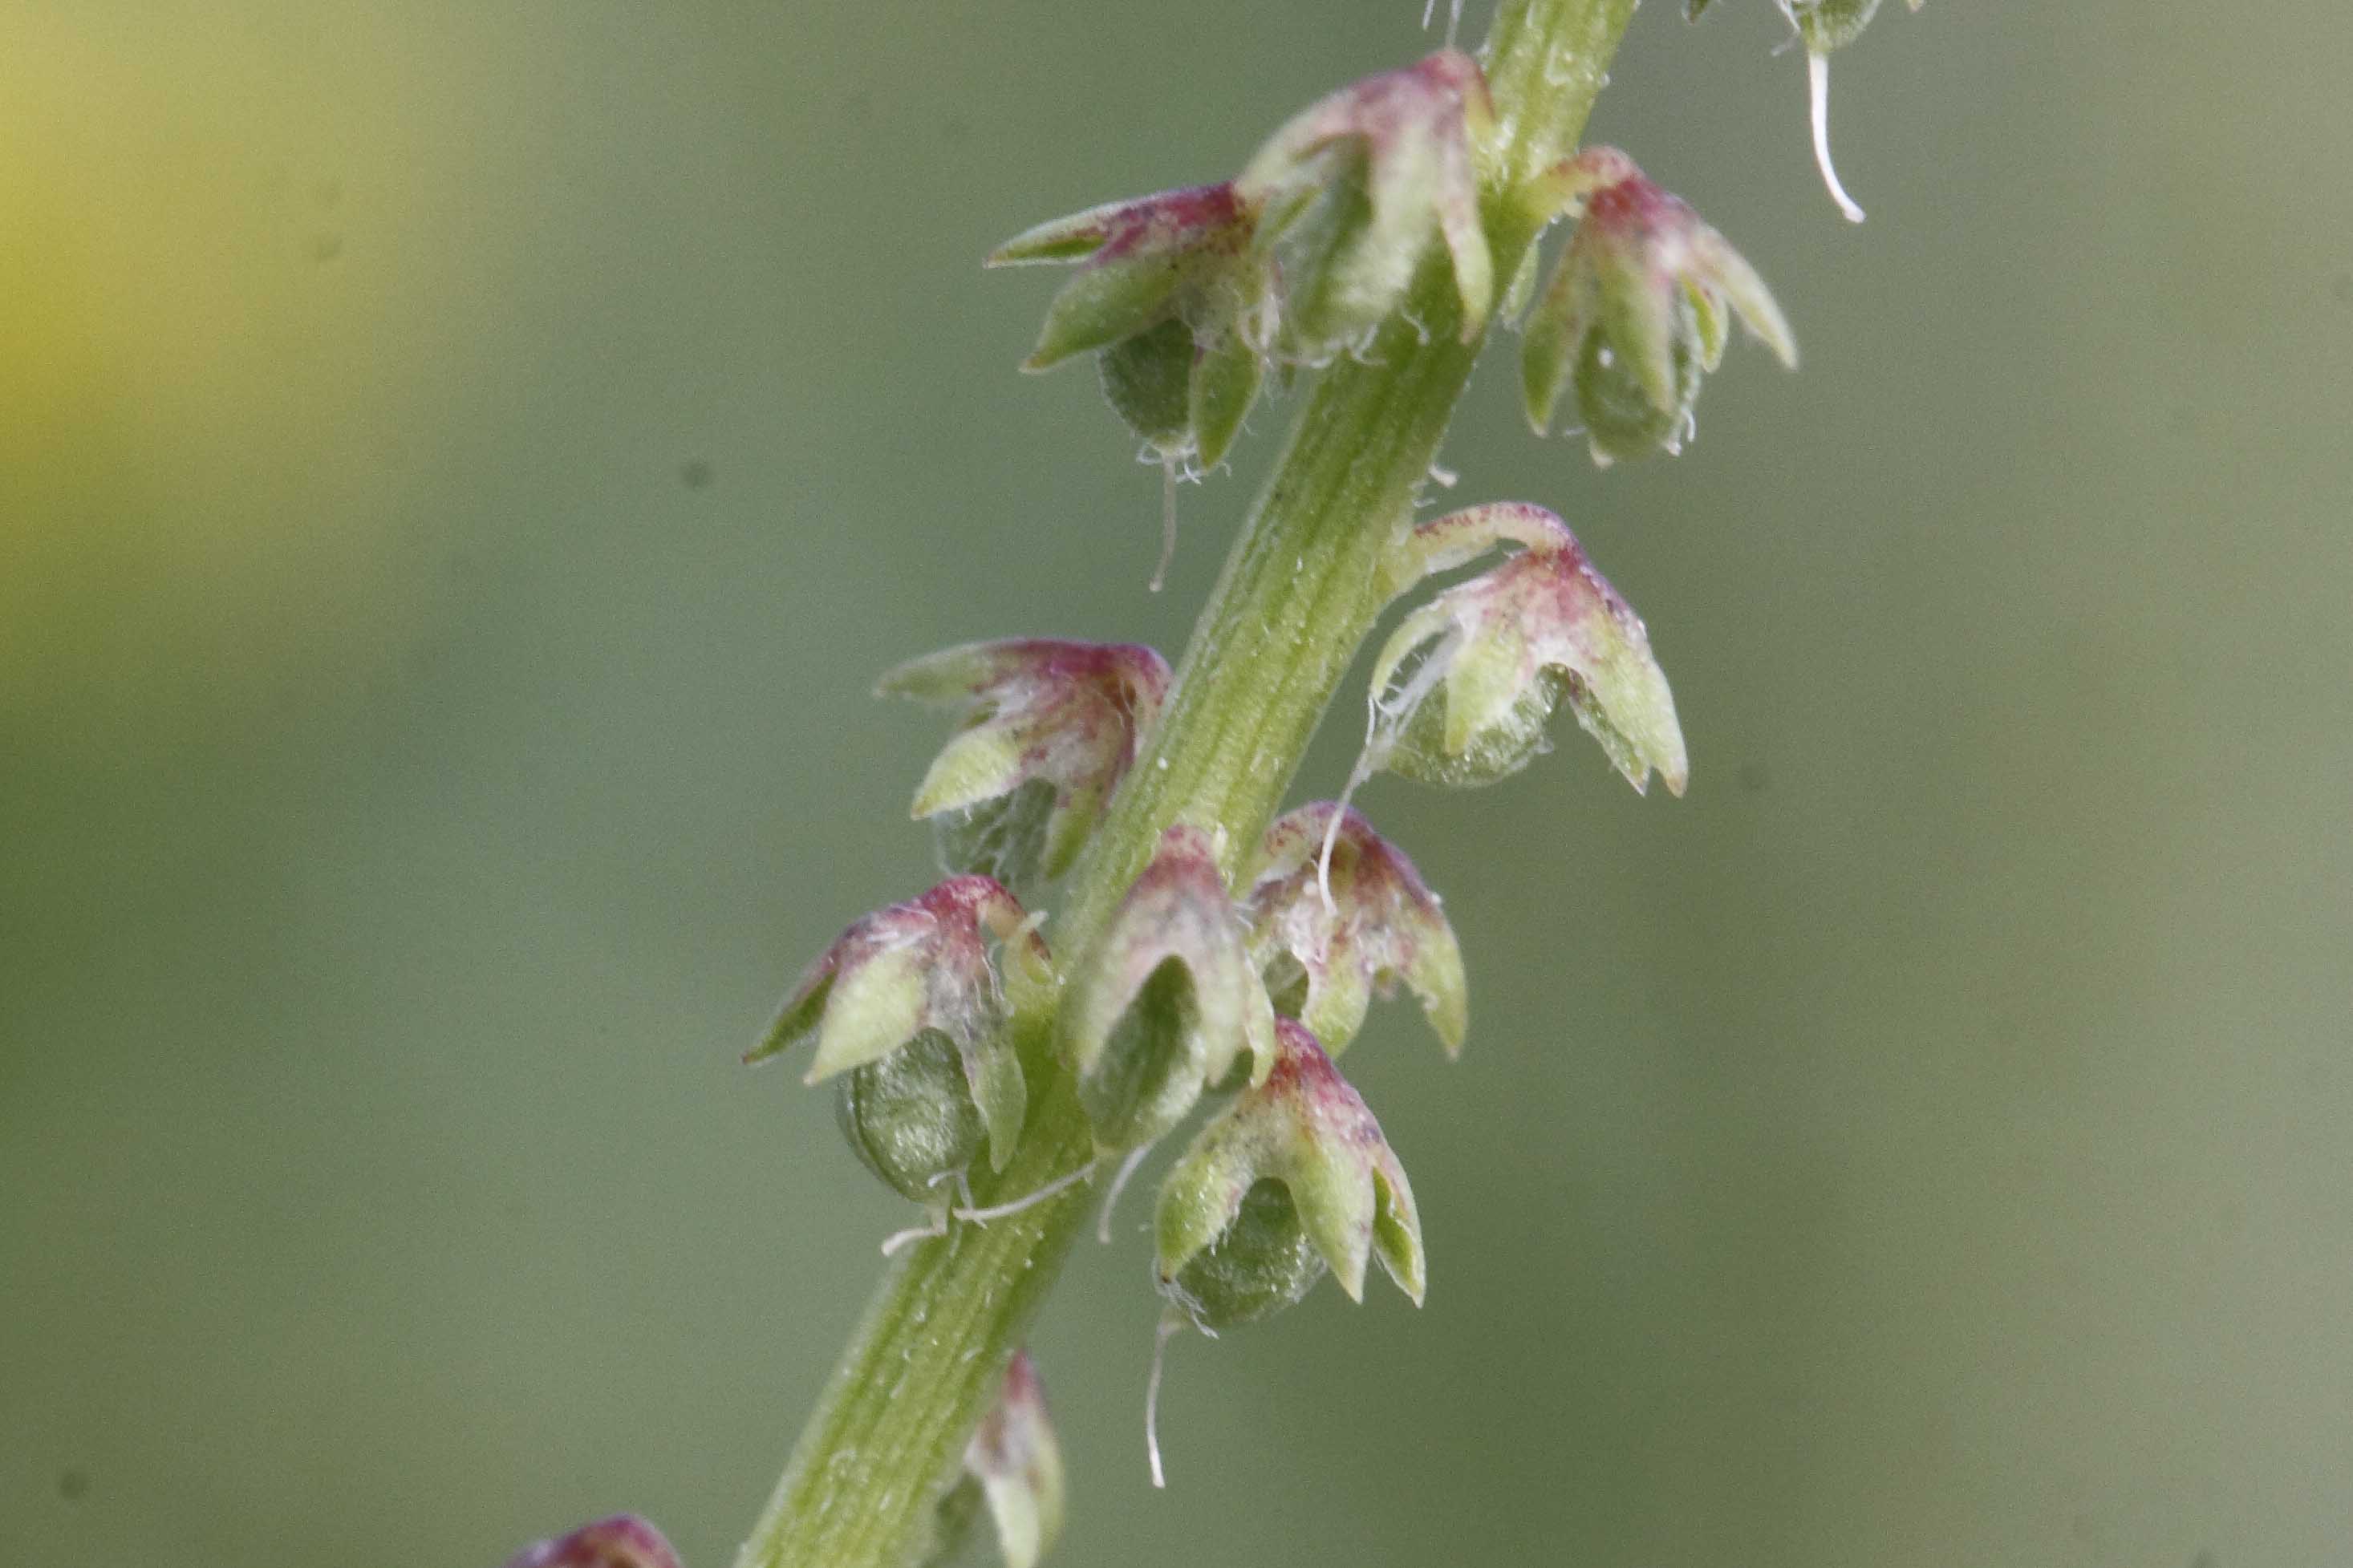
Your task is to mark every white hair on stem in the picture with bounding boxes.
[951,1161,1096,1225]
[1097,1145,1151,1245]
[1145,1313,1186,1489]
[1150,455,1180,593]
[878,1208,948,1257]
[1316,626,1463,910]
[1807,50,1867,223]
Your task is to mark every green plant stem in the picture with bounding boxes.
[732,5,1633,1565]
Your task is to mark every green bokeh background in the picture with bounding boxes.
[5,3,2348,1565]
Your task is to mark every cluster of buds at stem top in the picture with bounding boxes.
[501,1516,681,1568]
[1517,147,1795,467]
[1686,0,1925,223]
[1061,825,1276,1154]
[1345,503,1687,804]
[1241,802,1466,1059]
[988,51,1494,575]
[924,1351,1066,1568]
[878,638,1169,900]
[748,875,1050,1205]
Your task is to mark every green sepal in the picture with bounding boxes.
[1187,330,1263,472]
[1154,1017,1424,1314]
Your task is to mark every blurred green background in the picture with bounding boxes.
[5,2,2348,1565]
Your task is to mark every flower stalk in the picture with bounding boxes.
[727,4,1642,1566]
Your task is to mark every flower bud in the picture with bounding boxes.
[880,639,1170,892]
[1520,148,1795,466]
[1238,49,1495,355]
[1361,503,1686,796]
[1155,1017,1424,1326]
[989,182,1273,475]
[1243,803,1466,1057]
[501,1516,680,1568]
[1062,825,1276,1153]
[957,1350,1066,1568]
[748,876,1047,1184]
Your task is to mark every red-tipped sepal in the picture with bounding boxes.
[1243,803,1466,1057]
[881,639,1170,891]
[1520,147,1795,465]
[1062,825,1276,1153]
[1154,1018,1424,1325]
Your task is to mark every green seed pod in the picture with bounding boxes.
[1384,665,1572,789]
[1573,301,1706,464]
[834,1030,991,1202]
[1162,1177,1327,1330]
[1099,317,1195,455]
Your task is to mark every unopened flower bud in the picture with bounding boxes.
[1520,147,1795,466]
[1243,803,1466,1057]
[880,639,1170,892]
[1155,1017,1424,1327]
[1239,49,1495,355]
[749,876,1048,1187]
[502,1515,680,1568]
[1359,503,1687,796]
[962,1351,1066,1568]
[1063,825,1275,1153]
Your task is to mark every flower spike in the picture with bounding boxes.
[1062,825,1276,1153]
[1243,803,1467,1058]
[749,875,1048,1193]
[880,638,1170,893]
[1520,147,1795,466]
[1155,1016,1424,1319]
[1239,50,1496,354]
[1351,503,1686,800]
[502,1516,681,1568]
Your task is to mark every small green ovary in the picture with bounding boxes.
[1099,318,1196,455]
[834,1030,988,1201]
[1163,1178,1327,1330]
[1385,667,1572,789]
[1576,302,1705,464]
